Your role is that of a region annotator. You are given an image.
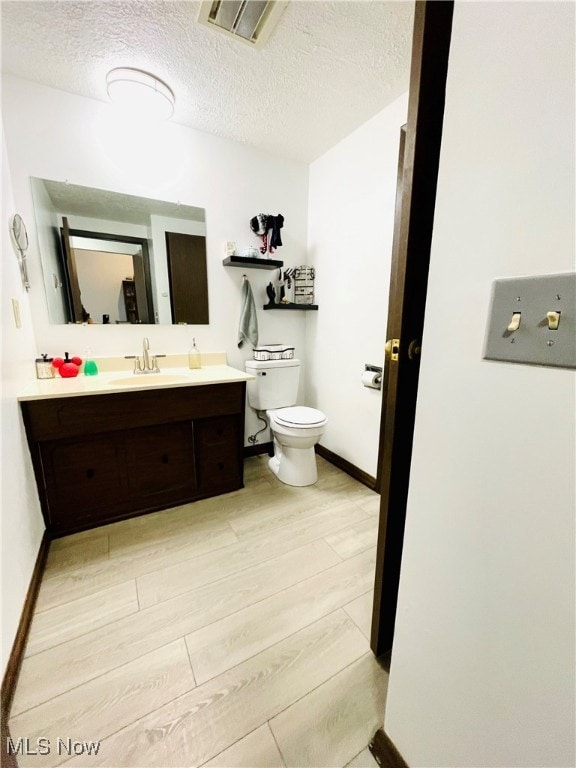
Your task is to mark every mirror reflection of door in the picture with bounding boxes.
[166,232,209,325]
[58,228,153,324]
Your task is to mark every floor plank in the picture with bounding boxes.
[64,611,367,768]
[201,725,285,768]
[343,591,374,640]
[269,653,388,768]
[10,639,196,768]
[25,580,139,657]
[345,747,380,768]
[12,540,340,716]
[324,517,379,559]
[46,531,109,570]
[138,501,369,608]
[36,524,238,612]
[186,548,376,684]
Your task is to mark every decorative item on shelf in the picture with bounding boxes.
[293,265,316,305]
[250,213,284,256]
[282,268,295,303]
[238,246,260,258]
[52,353,82,378]
[10,213,31,291]
[35,354,55,380]
[225,241,236,257]
[265,282,276,307]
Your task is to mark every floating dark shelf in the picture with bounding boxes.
[263,304,318,311]
[223,256,283,270]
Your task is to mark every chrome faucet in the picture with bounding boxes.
[125,337,164,374]
[142,337,152,371]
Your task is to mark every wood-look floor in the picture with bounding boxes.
[10,456,384,768]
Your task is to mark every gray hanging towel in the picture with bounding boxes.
[238,277,259,348]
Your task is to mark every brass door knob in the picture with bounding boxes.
[408,340,421,360]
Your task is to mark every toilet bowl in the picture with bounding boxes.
[244,359,327,487]
[266,406,327,486]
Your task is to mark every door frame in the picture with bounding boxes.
[371,0,454,657]
[60,227,155,324]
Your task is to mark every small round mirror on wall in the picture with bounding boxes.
[10,213,31,291]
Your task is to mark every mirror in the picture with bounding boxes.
[30,178,208,325]
[10,213,31,291]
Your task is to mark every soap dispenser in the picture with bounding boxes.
[35,354,55,379]
[188,338,201,369]
[84,347,98,376]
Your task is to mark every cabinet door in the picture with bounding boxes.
[41,434,128,530]
[124,422,197,505]
[196,416,242,492]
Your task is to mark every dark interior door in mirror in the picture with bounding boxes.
[166,232,209,325]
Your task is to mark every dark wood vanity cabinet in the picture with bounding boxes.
[21,382,246,537]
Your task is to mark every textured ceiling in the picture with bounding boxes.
[38,179,206,225]
[1,1,414,163]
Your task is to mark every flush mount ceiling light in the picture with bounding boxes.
[106,68,175,120]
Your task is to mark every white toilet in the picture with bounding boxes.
[245,359,327,486]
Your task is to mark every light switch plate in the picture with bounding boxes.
[484,273,575,369]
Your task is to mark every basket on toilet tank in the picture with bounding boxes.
[253,345,295,361]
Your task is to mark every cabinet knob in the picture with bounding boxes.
[218,462,225,471]
[161,454,169,464]
[86,468,95,479]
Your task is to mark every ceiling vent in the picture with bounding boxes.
[198,1,288,49]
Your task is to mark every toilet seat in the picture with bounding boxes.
[270,406,327,428]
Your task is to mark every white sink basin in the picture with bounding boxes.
[110,374,191,387]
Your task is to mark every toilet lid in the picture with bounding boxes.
[273,406,326,427]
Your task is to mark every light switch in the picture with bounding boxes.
[484,273,575,369]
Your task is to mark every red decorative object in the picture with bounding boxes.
[52,352,82,378]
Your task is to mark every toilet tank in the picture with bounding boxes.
[245,359,300,410]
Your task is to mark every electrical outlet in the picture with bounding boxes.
[12,298,22,328]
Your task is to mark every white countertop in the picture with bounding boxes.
[18,365,254,402]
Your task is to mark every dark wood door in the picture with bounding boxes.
[371,0,454,657]
[166,232,209,325]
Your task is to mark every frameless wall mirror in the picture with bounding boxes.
[30,177,209,325]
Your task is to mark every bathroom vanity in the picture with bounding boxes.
[19,365,250,537]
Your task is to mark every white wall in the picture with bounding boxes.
[1,130,45,677]
[1,75,310,443]
[30,177,67,323]
[306,93,408,478]
[384,4,575,767]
